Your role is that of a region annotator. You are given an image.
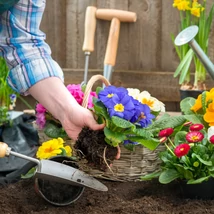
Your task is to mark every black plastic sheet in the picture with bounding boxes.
[0,113,39,185]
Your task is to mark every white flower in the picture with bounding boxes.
[207,126,214,140]
[137,91,165,112]
[127,88,140,99]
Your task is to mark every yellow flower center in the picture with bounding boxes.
[180,148,184,151]
[191,136,199,141]
[107,93,114,98]
[141,98,154,108]
[44,147,54,153]
[114,104,124,112]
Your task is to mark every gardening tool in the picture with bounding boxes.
[96,9,137,81]
[174,25,214,80]
[0,142,108,192]
[82,6,97,85]
[103,17,120,81]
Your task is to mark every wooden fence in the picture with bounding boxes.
[17,0,214,111]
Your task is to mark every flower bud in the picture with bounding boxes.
[159,137,167,143]
[159,128,174,137]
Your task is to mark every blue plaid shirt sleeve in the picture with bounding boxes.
[0,0,64,95]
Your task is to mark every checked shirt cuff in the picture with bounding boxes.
[7,57,64,96]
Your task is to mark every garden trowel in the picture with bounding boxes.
[0,142,108,192]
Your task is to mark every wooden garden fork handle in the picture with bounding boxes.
[0,142,40,164]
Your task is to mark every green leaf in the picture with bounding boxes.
[141,170,161,181]
[187,176,210,184]
[44,122,68,139]
[179,51,194,84]
[193,154,212,166]
[111,116,135,129]
[174,49,194,78]
[60,148,67,156]
[128,136,159,150]
[180,97,196,114]
[104,127,127,147]
[183,115,203,124]
[21,167,36,179]
[159,169,181,184]
[174,164,193,180]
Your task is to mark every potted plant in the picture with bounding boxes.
[171,0,214,92]
[141,88,214,199]
[22,137,83,206]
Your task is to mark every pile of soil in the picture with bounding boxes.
[1,178,214,214]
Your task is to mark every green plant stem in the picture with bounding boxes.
[168,137,176,149]
[17,95,33,109]
[164,143,175,156]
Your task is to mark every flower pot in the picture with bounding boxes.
[179,89,204,101]
[179,178,214,200]
[34,156,85,206]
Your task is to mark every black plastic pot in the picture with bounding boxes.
[34,156,85,206]
[179,89,204,101]
[179,178,214,200]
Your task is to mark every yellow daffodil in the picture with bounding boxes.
[36,138,65,159]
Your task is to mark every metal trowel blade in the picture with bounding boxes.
[35,159,108,192]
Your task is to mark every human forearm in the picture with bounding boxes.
[29,77,79,122]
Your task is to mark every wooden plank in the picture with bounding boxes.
[62,68,214,102]
[41,0,66,67]
[128,0,162,70]
[161,0,180,71]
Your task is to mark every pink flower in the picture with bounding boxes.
[36,103,46,113]
[159,128,174,137]
[66,84,84,105]
[36,112,46,129]
[174,144,190,158]
[88,91,98,108]
[189,124,204,131]
[185,131,204,143]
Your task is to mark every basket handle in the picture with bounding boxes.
[82,75,111,108]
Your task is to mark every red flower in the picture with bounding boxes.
[189,124,204,131]
[210,135,214,144]
[185,131,204,143]
[159,128,174,137]
[174,144,190,158]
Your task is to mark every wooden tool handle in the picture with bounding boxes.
[0,142,9,158]
[104,18,120,66]
[96,9,137,22]
[82,6,97,52]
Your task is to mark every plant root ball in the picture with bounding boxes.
[75,127,118,171]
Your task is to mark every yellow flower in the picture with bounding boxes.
[204,102,214,126]
[36,138,65,159]
[174,0,190,11]
[191,1,204,17]
[64,145,72,157]
[191,89,214,112]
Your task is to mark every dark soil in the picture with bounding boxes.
[1,178,214,214]
[75,127,118,170]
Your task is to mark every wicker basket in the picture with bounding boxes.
[35,75,164,181]
[77,74,163,181]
